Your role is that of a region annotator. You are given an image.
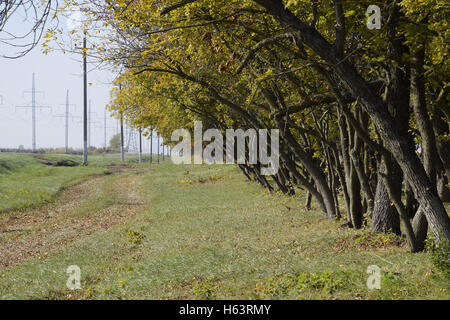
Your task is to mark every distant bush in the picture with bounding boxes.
[109,134,121,153]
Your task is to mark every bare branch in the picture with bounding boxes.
[160,0,198,16]
[236,32,295,74]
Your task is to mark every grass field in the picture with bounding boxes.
[0,154,448,299]
[0,153,165,212]
[0,154,109,212]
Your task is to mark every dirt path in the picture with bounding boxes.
[0,169,147,269]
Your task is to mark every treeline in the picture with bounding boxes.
[72,0,450,251]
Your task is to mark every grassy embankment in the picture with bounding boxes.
[0,154,448,299]
[0,153,158,212]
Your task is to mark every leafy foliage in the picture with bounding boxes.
[425,233,450,278]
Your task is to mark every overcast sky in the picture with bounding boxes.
[0,5,158,152]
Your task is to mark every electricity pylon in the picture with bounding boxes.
[15,73,51,152]
[54,90,78,153]
[126,125,138,152]
[101,110,116,150]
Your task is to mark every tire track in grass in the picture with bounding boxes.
[0,170,147,269]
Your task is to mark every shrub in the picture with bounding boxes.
[125,229,146,246]
[425,234,450,279]
[192,275,217,299]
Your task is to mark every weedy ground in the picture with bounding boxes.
[0,154,448,299]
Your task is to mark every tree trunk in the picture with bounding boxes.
[405,181,419,219]
[279,151,327,214]
[410,45,439,249]
[305,191,312,210]
[433,107,450,201]
[351,149,374,214]
[437,173,450,202]
[350,110,374,216]
[337,109,352,225]
[372,160,401,235]
[349,160,363,228]
[275,116,337,218]
[412,207,428,251]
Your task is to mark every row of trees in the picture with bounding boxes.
[62,0,449,252]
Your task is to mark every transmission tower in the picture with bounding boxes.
[53,90,78,153]
[15,73,51,152]
[101,110,116,150]
[126,125,138,152]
